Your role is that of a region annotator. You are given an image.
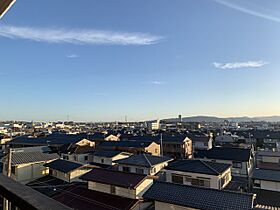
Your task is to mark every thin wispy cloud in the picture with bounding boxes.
[66,54,79,58]
[213,60,269,70]
[0,25,163,45]
[151,81,164,85]
[213,0,280,23]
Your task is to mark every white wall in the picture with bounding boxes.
[155,201,198,210]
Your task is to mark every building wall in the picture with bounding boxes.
[93,153,130,166]
[118,162,169,175]
[88,178,153,199]
[155,201,198,210]
[254,179,280,192]
[10,161,50,184]
[145,142,160,156]
[165,168,231,190]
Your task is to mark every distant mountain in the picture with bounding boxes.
[163,115,280,123]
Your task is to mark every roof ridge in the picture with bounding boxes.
[199,160,220,175]
[143,153,152,167]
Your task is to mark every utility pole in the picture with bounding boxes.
[160,133,163,156]
[7,148,12,177]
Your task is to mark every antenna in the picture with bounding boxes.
[160,133,163,156]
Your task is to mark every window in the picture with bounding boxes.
[11,166,16,174]
[101,158,104,163]
[84,156,88,161]
[136,168,144,174]
[155,149,158,154]
[232,161,242,169]
[185,175,192,183]
[171,174,184,184]
[123,166,131,172]
[191,177,210,187]
[110,185,116,194]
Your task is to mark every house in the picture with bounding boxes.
[97,140,160,156]
[80,168,154,199]
[115,154,173,175]
[87,132,120,146]
[90,150,131,166]
[189,134,213,150]
[252,168,280,192]
[256,150,280,170]
[61,144,95,164]
[2,151,59,184]
[143,181,255,210]
[44,159,92,182]
[164,159,231,189]
[126,134,192,158]
[195,147,254,178]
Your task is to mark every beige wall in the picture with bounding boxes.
[146,142,160,156]
[155,201,198,210]
[51,168,90,182]
[165,168,231,189]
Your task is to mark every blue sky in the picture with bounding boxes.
[1,0,280,122]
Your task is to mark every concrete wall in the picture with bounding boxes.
[118,162,169,175]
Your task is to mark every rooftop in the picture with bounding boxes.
[252,168,280,182]
[195,147,252,162]
[115,154,173,167]
[165,159,231,175]
[44,159,85,173]
[143,181,254,210]
[80,168,150,189]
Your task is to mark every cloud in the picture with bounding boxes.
[151,81,164,85]
[66,54,79,58]
[0,25,163,45]
[213,60,269,70]
[213,0,280,23]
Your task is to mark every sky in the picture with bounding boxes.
[1,0,280,122]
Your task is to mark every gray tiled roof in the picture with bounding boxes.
[44,159,84,173]
[143,181,254,210]
[252,168,280,182]
[115,154,173,167]
[165,159,231,175]
[10,152,59,166]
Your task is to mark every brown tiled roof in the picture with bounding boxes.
[80,168,149,189]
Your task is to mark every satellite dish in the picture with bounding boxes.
[0,0,16,19]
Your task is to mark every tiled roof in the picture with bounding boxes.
[80,168,149,189]
[53,185,139,210]
[128,134,189,143]
[253,189,280,208]
[195,147,252,162]
[98,140,154,148]
[8,133,87,146]
[115,154,173,167]
[143,181,254,210]
[4,152,59,166]
[44,159,84,173]
[92,150,126,158]
[165,159,231,175]
[252,168,280,182]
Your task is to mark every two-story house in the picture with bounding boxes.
[164,159,231,189]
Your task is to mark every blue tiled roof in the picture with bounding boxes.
[92,150,125,158]
[44,159,84,173]
[143,181,254,210]
[127,134,188,143]
[252,168,280,182]
[98,140,154,148]
[8,133,87,146]
[195,147,251,162]
[165,159,231,175]
[115,154,173,167]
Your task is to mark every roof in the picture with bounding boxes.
[195,147,252,162]
[8,133,87,146]
[143,181,254,210]
[115,154,173,167]
[80,168,149,189]
[98,140,155,148]
[44,159,84,173]
[252,168,280,182]
[53,185,139,210]
[165,159,231,175]
[3,152,59,166]
[92,150,126,158]
[257,151,280,157]
[253,189,280,208]
[0,174,71,210]
[129,134,189,143]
